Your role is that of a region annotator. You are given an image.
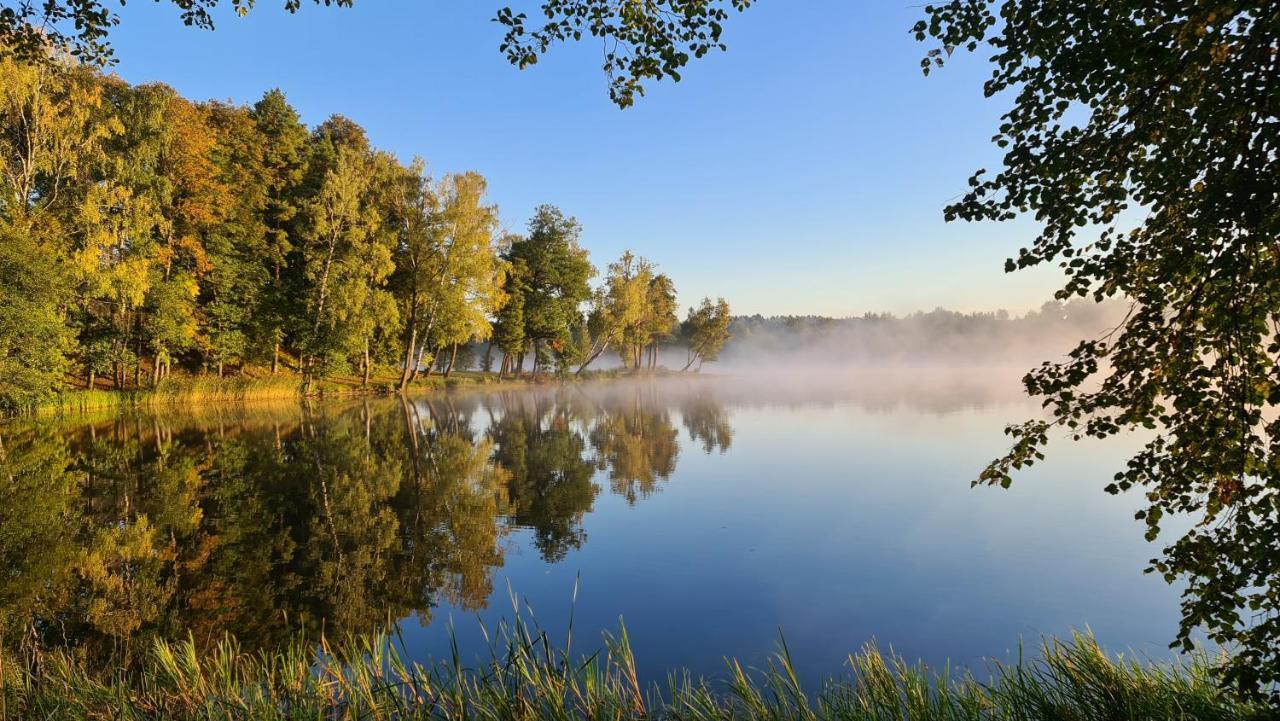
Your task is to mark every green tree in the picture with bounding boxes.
[250,89,308,373]
[492,254,528,378]
[503,205,593,375]
[917,1,1280,694]
[0,225,72,410]
[199,100,272,379]
[296,144,381,390]
[680,297,730,372]
[419,172,504,382]
[641,273,678,370]
[578,251,652,373]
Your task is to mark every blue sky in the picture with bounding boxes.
[106,0,1059,317]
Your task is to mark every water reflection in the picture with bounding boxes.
[0,383,731,663]
[0,375,1197,686]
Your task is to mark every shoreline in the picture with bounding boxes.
[20,368,698,418]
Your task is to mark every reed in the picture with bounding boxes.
[1,619,1267,721]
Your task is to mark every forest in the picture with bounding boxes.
[0,54,734,412]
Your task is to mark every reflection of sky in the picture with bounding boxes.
[399,379,1185,689]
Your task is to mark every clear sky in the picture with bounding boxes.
[105,0,1061,317]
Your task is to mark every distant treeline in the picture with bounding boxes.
[0,55,731,411]
[720,300,1126,368]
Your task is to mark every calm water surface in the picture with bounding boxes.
[0,372,1181,683]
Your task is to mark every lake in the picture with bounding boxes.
[0,371,1184,685]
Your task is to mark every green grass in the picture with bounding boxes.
[1,618,1267,721]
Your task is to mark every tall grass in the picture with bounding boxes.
[1,619,1267,721]
[23,371,548,417]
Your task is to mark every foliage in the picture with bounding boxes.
[0,0,353,67]
[496,0,757,108]
[0,224,72,411]
[681,297,731,371]
[0,53,720,403]
[0,0,758,109]
[916,0,1280,696]
[503,206,594,375]
[1,624,1266,721]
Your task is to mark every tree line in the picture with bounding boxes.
[0,54,732,411]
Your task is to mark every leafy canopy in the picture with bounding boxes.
[0,0,755,108]
[0,0,352,65]
[916,0,1280,695]
[495,0,756,107]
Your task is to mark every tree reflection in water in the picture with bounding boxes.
[0,383,733,664]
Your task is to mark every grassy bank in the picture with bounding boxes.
[24,367,693,417]
[0,624,1266,721]
[28,371,534,416]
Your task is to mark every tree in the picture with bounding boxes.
[391,169,503,389]
[296,144,381,390]
[680,297,730,372]
[577,251,652,373]
[417,172,505,381]
[642,273,678,370]
[492,254,528,378]
[502,205,593,375]
[250,89,309,374]
[0,225,72,410]
[917,1,1280,695]
[330,151,400,387]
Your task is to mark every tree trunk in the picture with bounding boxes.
[443,343,458,379]
[88,368,95,391]
[682,353,698,372]
[408,343,427,384]
[152,355,161,387]
[303,232,340,394]
[362,337,371,387]
[483,342,493,374]
[400,326,419,390]
[272,343,279,374]
[398,295,420,391]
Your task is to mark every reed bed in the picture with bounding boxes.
[1,616,1268,721]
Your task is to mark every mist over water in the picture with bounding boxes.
[709,299,1128,374]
